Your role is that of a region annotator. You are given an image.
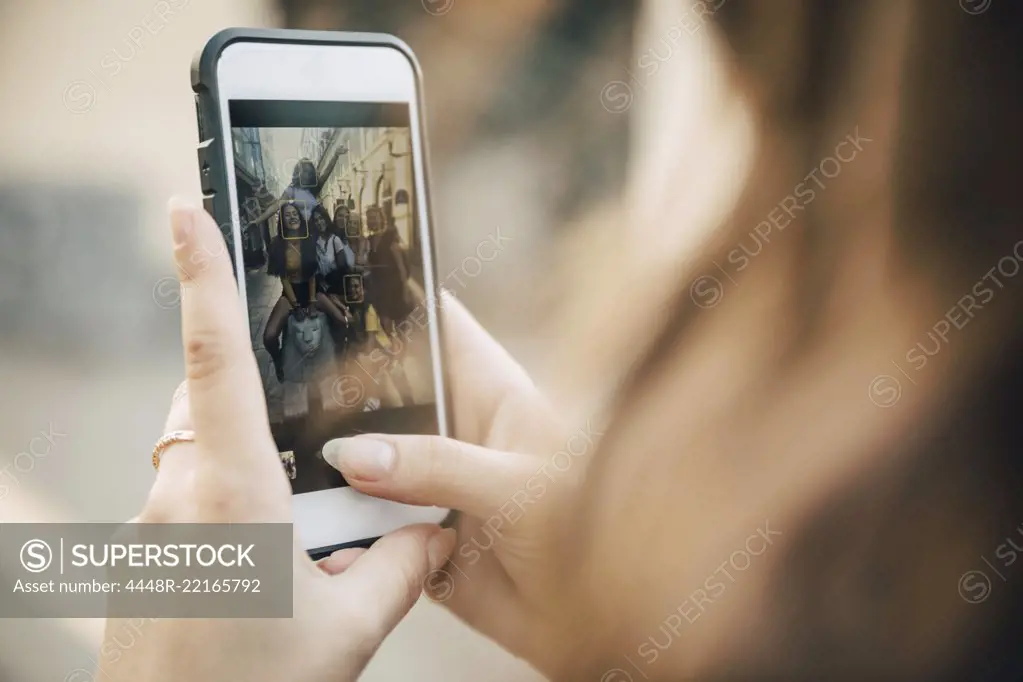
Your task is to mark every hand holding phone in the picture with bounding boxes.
[100,199,456,682]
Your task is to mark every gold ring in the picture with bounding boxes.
[152,430,196,470]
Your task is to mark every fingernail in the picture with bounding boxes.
[322,437,395,481]
[168,198,195,250]
[427,527,457,571]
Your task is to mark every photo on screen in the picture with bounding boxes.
[230,101,438,494]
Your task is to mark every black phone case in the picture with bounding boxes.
[191,28,454,561]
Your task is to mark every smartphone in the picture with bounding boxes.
[191,29,450,557]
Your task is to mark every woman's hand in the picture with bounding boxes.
[98,200,455,682]
[321,291,596,676]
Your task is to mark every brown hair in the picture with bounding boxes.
[566,1,1023,679]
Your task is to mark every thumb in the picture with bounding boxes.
[322,435,539,520]
[332,525,456,643]
[169,199,274,459]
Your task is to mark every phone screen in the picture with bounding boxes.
[229,100,439,494]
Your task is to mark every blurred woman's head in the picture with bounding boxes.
[535,2,1023,681]
[274,1,1023,678]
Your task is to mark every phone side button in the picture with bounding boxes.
[202,193,216,218]
[194,94,207,142]
[197,139,216,194]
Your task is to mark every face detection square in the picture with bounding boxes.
[343,274,364,304]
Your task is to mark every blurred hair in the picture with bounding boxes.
[576,1,1023,679]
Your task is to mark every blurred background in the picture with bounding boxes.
[0,0,662,679]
